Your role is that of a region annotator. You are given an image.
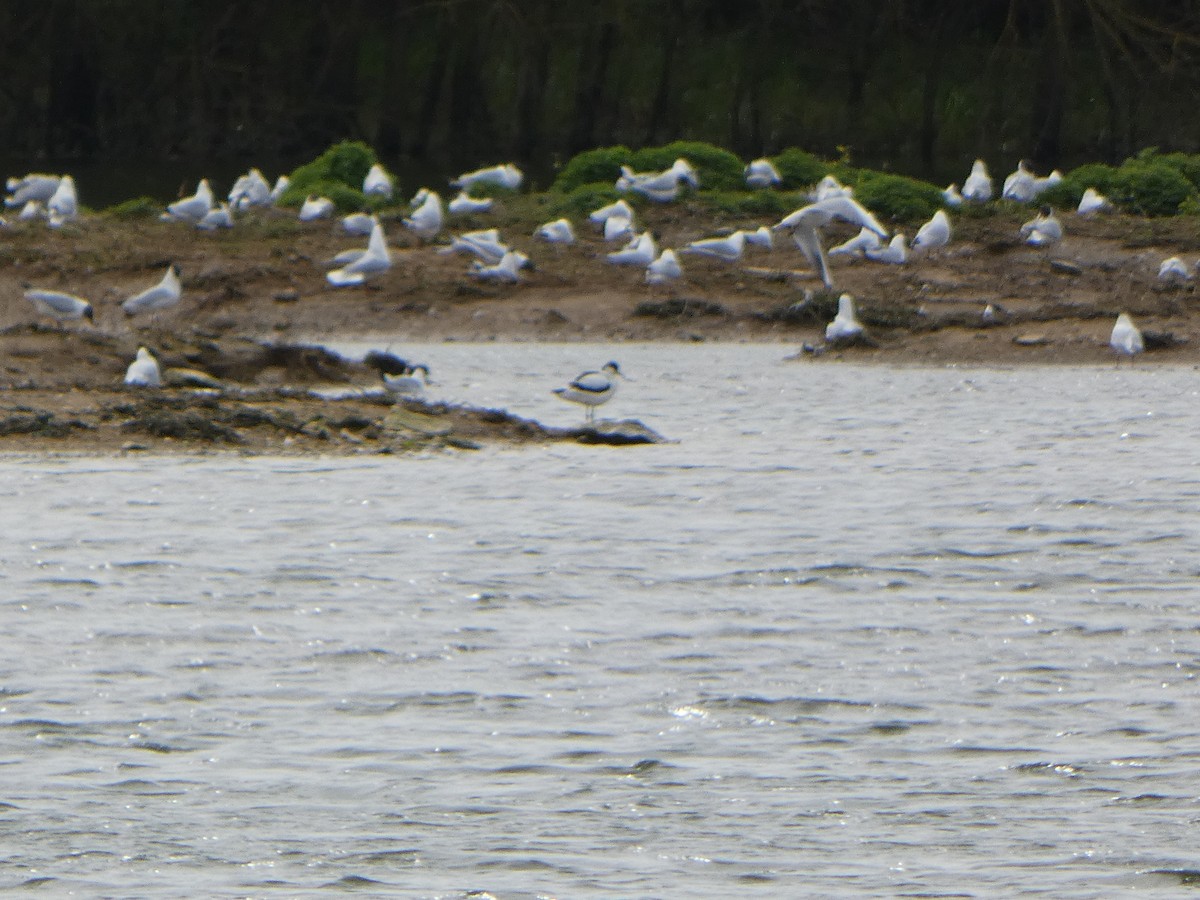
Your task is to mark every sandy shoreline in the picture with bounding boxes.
[1,202,1197,453]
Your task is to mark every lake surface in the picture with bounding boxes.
[2,344,1199,898]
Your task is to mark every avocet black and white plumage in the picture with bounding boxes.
[553,361,622,423]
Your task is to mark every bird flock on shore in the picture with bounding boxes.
[2,151,1171,407]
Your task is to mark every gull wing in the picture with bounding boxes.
[791,225,832,290]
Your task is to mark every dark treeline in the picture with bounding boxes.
[4,1,1200,182]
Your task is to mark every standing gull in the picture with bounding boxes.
[122,266,182,316]
[1110,313,1144,358]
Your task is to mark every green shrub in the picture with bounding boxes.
[630,141,744,191]
[771,148,830,188]
[847,171,944,223]
[1113,161,1194,216]
[1135,148,1200,191]
[1040,156,1194,216]
[552,146,633,193]
[1038,163,1116,208]
[277,179,368,212]
[549,181,624,217]
[283,141,379,206]
[102,196,161,219]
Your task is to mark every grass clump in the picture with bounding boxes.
[278,141,381,211]
[102,196,161,219]
[1042,155,1195,216]
[846,171,944,223]
[553,146,632,193]
[771,148,830,189]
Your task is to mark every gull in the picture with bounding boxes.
[604,215,634,242]
[553,361,622,423]
[408,187,431,208]
[912,210,951,251]
[298,194,335,222]
[962,159,993,202]
[403,189,443,240]
[828,226,882,257]
[451,163,523,192]
[447,191,494,215]
[327,218,391,286]
[165,179,214,223]
[982,303,998,324]
[1157,257,1191,283]
[535,218,575,244]
[1002,159,1038,202]
[1110,313,1144,358]
[1032,169,1063,197]
[645,249,683,284]
[1020,206,1062,247]
[229,168,272,210]
[469,250,524,283]
[24,288,94,324]
[269,175,290,203]
[341,212,375,236]
[865,233,908,264]
[745,158,782,189]
[588,198,634,227]
[18,200,44,221]
[1077,187,1111,216]
[943,183,964,207]
[123,265,182,316]
[811,174,853,201]
[773,195,888,289]
[125,347,162,387]
[5,174,61,208]
[437,229,508,264]
[382,364,430,397]
[362,163,394,199]
[825,293,864,342]
[606,232,657,267]
[616,159,698,202]
[47,175,78,225]
[681,230,747,263]
[196,203,234,230]
[743,226,773,249]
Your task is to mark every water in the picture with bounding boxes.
[2,344,1199,898]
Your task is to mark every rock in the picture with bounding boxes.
[1013,333,1050,346]
[273,288,300,303]
[575,418,668,445]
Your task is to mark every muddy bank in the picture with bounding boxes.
[0,329,664,455]
[2,205,1199,453]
